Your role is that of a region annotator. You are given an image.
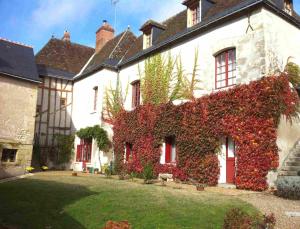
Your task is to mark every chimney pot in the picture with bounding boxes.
[62,30,70,42]
[95,20,114,53]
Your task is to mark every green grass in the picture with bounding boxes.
[0,172,258,229]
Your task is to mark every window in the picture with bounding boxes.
[191,3,200,26]
[185,0,201,27]
[60,98,66,107]
[165,136,176,164]
[144,33,152,49]
[215,49,236,89]
[284,0,292,15]
[93,86,98,111]
[125,142,133,161]
[131,80,140,108]
[76,139,92,162]
[1,149,17,162]
[36,105,41,114]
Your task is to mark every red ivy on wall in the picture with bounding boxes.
[113,75,299,191]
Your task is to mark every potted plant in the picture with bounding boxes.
[196,183,206,191]
[41,165,48,171]
[25,166,34,173]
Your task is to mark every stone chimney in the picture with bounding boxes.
[95,20,114,53]
[62,30,70,42]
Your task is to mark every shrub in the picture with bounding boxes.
[223,208,276,229]
[143,164,154,183]
[276,176,300,200]
[113,75,299,191]
[223,208,252,229]
[55,134,75,165]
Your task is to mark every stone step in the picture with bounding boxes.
[286,161,300,166]
[281,166,300,171]
[288,157,300,162]
[278,170,298,176]
[293,153,300,157]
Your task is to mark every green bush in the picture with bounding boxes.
[76,125,111,152]
[286,62,300,87]
[143,164,154,183]
[276,176,300,200]
[55,134,75,165]
[223,208,275,229]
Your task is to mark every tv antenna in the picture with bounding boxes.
[111,0,119,32]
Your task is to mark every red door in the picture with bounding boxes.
[226,137,236,184]
[165,138,172,163]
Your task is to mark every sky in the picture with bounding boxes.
[0,0,299,54]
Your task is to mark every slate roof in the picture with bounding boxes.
[35,38,94,75]
[140,20,167,31]
[78,29,137,78]
[37,64,75,80]
[120,0,300,67]
[0,38,40,83]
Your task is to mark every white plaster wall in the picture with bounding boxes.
[277,114,300,168]
[262,8,300,73]
[73,69,117,130]
[119,8,267,110]
[261,8,300,168]
[72,69,118,170]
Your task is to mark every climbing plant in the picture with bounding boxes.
[103,76,128,122]
[76,125,111,152]
[285,62,300,87]
[55,134,75,165]
[139,50,201,106]
[113,74,299,191]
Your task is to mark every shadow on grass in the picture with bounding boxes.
[0,177,97,229]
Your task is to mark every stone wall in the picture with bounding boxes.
[0,74,38,179]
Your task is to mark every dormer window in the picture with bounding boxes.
[140,20,166,50]
[284,0,293,15]
[144,31,152,49]
[183,0,201,27]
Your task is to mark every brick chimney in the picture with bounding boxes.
[95,20,114,53]
[62,30,70,42]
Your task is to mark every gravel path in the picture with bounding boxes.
[238,193,300,229]
[167,184,300,229]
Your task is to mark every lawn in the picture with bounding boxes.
[0,172,259,229]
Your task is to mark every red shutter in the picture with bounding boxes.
[76,145,82,162]
[165,139,171,163]
[87,143,92,162]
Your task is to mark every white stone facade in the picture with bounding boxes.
[71,5,300,183]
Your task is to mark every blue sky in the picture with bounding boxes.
[0,0,299,53]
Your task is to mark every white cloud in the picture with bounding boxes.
[118,0,184,23]
[29,0,98,36]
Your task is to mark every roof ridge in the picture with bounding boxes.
[0,37,32,48]
[50,38,94,50]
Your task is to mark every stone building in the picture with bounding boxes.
[72,0,300,186]
[0,38,40,179]
[34,31,94,167]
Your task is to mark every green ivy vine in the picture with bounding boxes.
[76,125,111,152]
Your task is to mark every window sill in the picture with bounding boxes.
[1,161,18,166]
[214,84,236,91]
